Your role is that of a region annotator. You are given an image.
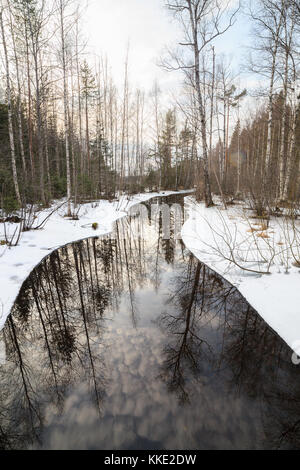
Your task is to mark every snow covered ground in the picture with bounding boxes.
[0,191,190,331]
[2,190,300,357]
[182,196,300,354]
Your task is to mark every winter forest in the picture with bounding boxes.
[1,0,300,452]
[0,0,299,216]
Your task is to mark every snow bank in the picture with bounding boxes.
[182,196,300,354]
[0,191,190,331]
[3,190,298,356]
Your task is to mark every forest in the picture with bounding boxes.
[0,0,298,219]
[1,0,300,452]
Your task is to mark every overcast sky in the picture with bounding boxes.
[84,0,253,95]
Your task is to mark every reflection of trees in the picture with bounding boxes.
[162,239,175,265]
[220,287,300,450]
[2,193,300,449]
[73,243,107,409]
[0,196,184,449]
[158,258,213,404]
[0,238,113,448]
[159,252,300,449]
[0,316,42,448]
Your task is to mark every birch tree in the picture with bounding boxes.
[0,3,22,206]
[248,0,286,198]
[278,1,298,200]
[57,0,72,215]
[7,1,27,181]
[165,0,240,207]
[24,0,48,204]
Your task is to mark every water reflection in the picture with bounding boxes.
[0,195,299,450]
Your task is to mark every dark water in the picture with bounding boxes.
[0,194,299,450]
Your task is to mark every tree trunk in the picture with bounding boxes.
[8,3,27,180]
[0,8,21,206]
[59,0,71,215]
[188,2,213,207]
[284,93,300,200]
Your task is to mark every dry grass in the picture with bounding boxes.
[257,231,270,239]
[247,222,269,233]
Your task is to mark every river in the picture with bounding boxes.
[0,194,299,450]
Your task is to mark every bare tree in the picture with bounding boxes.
[7,1,27,181]
[164,0,240,207]
[0,3,21,206]
[57,0,72,215]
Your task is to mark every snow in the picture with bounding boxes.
[182,196,300,354]
[0,191,190,332]
[2,190,300,357]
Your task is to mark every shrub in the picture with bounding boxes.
[52,175,67,198]
[3,196,20,214]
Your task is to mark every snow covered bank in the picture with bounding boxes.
[182,196,300,354]
[3,190,298,356]
[0,190,191,331]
